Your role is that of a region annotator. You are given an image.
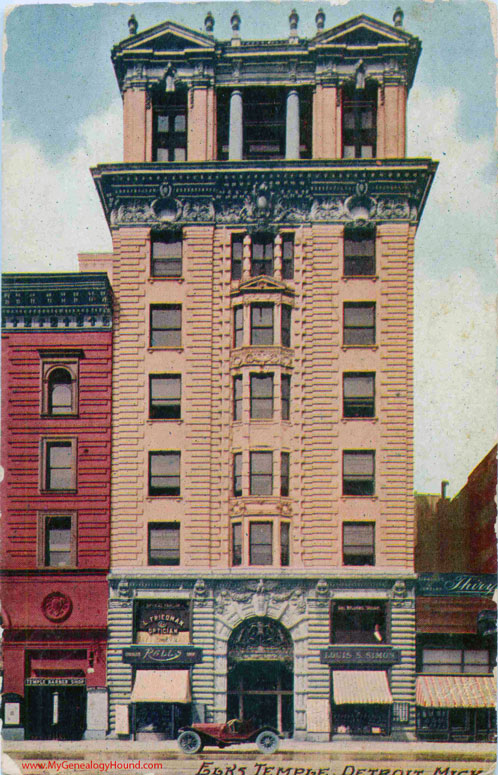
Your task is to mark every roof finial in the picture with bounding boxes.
[128,14,138,35]
[289,8,299,42]
[393,7,404,28]
[204,11,214,35]
[315,8,325,31]
[231,9,241,46]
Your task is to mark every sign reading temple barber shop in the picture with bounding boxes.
[417,573,497,597]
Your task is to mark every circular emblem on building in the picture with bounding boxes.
[41,592,73,623]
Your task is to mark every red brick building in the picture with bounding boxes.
[1,273,113,740]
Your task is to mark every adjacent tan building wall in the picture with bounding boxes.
[377,85,407,158]
[188,86,217,161]
[123,89,148,162]
[312,86,341,159]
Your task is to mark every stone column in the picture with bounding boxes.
[285,89,300,159]
[228,90,243,160]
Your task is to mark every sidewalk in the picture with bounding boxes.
[3,738,496,761]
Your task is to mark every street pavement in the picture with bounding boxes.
[2,740,496,775]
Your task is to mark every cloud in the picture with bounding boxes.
[414,266,497,495]
[2,99,122,273]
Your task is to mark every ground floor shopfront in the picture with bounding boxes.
[107,571,417,741]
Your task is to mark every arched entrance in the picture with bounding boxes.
[227,617,293,735]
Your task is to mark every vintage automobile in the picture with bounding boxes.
[177,719,281,754]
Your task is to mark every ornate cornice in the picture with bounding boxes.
[92,159,437,232]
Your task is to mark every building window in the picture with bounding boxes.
[149,452,181,496]
[281,234,294,280]
[39,514,76,567]
[153,95,187,161]
[150,305,182,348]
[331,600,386,644]
[232,523,242,566]
[250,451,273,495]
[343,451,375,496]
[40,353,81,416]
[344,229,375,276]
[281,305,292,348]
[343,373,375,418]
[149,375,181,420]
[151,233,182,277]
[42,440,76,491]
[47,368,74,415]
[249,522,273,565]
[243,88,286,160]
[280,374,291,421]
[233,306,244,348]
[422,649,490,675]
[251,304,274,345]
[231,234,244,280]
[342,83,377,159]
[250,374,273,419]
[148,523,180,565]
[233,376,243,421]
[343,303,375,346]
[281,452,290,497]
[280,522,290,566]
[251,234,274,277]
[343,522,375,566]
[233,453,242,497]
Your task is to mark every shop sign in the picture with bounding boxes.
[25,678,86,686]
[320,646,401,666]
[135,601,190,644]
[417,573,497,597]
[122,646,203,666]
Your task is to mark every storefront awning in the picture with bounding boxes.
[131,670,191,704]
[416,675,496,708]
[333,671,393,705]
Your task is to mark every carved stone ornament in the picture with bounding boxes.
[214,579,306,617]
[42,592,73,623]
[117,578,134,599]
[193,578,209,606]
[228,616,293,663]
[315,578,330,606]
[231,347,293,369]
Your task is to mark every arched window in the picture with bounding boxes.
[48,368,73,415]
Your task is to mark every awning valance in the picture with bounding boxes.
[416,675,496,708]
[131,670,191,704]
[333,670,393,705]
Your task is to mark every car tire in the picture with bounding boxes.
[255,729,279,754]
[177,730,204,754]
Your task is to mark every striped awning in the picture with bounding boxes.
[333,671,393,705]
[131,670,191,703]
[416,675,496,708]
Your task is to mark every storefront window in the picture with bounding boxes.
[331,600,386,644]
[134,601,190,645]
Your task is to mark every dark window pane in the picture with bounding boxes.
[232,523,242,566]
[343,373,375,418]
[150,305,181,347]
[281,374,290,421]
[344,230,375,276]
[343,522,375,566]
[280,522,290,566]
[281,306,291,348]
[282,234,294,279]
[150,375,181,419]
[46,442,73,490]
[251,305,274,345]
[251,234,274,277]
[48,369,73,414]
[234,307,244,348]
[343,451,375,496]
[149,452,181,496]
[151,234,182,277]
[45,516,72,567]
[153,97,187,161]
[249,522,273,565]
[343,303,375,346]
[148,523,180,565]
[332,600,386,644]
[250,451,273,495]
[233,376,243,421]
[341,84,377,159]
[280,452,290,496]
[231,234,244,280]
[250,374,273,419]
[233,453,242,497]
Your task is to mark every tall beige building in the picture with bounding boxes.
[91,7,436,740]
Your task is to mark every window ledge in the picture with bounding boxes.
[341,495,378,501]
[341,345,378,351]
[341,417,378,423]
[147,347,184,354]
[147,419,183,425]
[40,489,77,495]
[342,275,379,282]
[40,413,79,419]
[146,496,183,502]
[148,276,184,283]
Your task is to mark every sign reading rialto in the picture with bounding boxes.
[416,573,497,597]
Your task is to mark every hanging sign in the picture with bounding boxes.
[416,573,497,597]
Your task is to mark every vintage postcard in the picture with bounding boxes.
[1,1,496,774]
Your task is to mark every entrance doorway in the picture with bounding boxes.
[24,686,86,740]
[227,617,294,735]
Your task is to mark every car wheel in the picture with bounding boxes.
[177,730,204,754]
[255,730,279,754]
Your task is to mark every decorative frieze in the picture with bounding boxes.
[92,160,437,230]
[231,346,293,369]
